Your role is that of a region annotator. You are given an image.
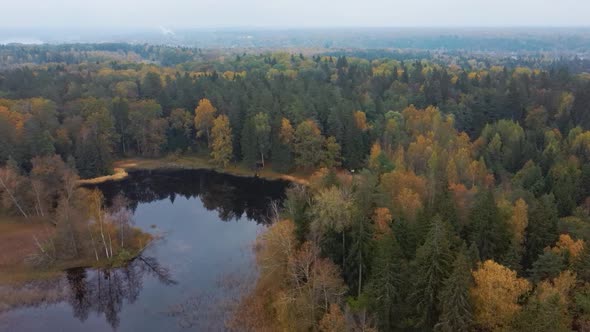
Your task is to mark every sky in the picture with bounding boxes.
[2,0,589,29]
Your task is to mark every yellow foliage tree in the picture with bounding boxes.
[510,198,528,246]
[471,260,531,330]
[407,134,434,173]
[353,111,369,131]
[537,270,577,306]
[380,169,427,221]
[396,188,423,222]
[368,142,382,171]
[210,115,233,168]
[193,98,217,144]
[279,117,294,145]
[373,207,393,239]
[319,304,347,332]
[467,158,489,188]
[446,159,459,185]
[551,234,585,259]
[393,145,406,170]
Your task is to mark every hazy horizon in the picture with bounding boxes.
[3,0,590,29]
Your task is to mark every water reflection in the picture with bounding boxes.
[66,255,176,330]
[2,169,288,331]
[91,169,288,223]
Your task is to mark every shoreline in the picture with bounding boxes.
[77,156,311,186]
[0,218,152,286]
[3,155,307,286]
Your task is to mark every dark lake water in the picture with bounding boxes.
[0,169,288,331]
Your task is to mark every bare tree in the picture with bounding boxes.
[0,167,29,219]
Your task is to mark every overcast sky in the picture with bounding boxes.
[2,0,589,29]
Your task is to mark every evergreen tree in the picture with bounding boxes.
[271,138,292,173]
[240,118,258,167]
[432,174,459,232]
[141,72,163,99]
[347,208,372,298]
[468,242,481,268]
[252,112,271,167]
[322,136,342,169]
[511,295,571,332]
[111,98,131,154]
[435,251,473,332]
[410,218,454,328]
[524,194,559,268]
[347,171,378,298]
[368,230,406,331]
[529,250,565,282]
[293,120,325,170]
[467,190,510,261]
[574,245,590,283]
[271,117,294,172]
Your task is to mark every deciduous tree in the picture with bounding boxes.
[210,115,233,168]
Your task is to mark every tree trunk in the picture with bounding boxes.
[88,224,99,261]
[342,232,346,267]
[260,151,265,167]
[0,177,28,219]
[108,231,114,258]
[32,182,44,217]
[100,225,109,258]
[69,224,79,258]
[358,252,363,298]
[120,221,125,248]
[96,205,110,259]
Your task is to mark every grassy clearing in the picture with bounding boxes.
[0,217,152,285]
[0,217,59,284]
[80,154,312,185]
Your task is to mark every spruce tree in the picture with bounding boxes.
[468,190,510,261]
[368,232,406,331]
[529,250,565,282]
[240,118,258,167]
[574,245,590,282]
[435,252,473,332]
[410,218,454,328]
[524,194,558,268]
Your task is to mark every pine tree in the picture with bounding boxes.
[435,252,473,332]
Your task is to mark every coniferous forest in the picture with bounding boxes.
[2,42,590,331]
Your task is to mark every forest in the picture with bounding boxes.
[2,43,590,330]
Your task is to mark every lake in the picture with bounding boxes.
[0,169,288,331]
